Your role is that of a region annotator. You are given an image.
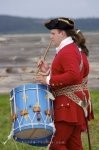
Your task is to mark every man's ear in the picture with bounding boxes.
[60,30,66,38]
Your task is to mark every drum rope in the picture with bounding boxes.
[10,94,13,115]
[47,86,50,110]
[28,115,34,128]
[13,88,17,115]
[14,114,21,132]
[36,84,40,105]
[40,112,46,124]
[23,84,27,110]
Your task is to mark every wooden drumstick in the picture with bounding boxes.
[37,40,52,74]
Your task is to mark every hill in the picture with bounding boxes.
[0,15,99,34]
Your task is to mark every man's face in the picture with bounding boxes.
[50,29,64,47]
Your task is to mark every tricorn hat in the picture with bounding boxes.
[45,17,74,30]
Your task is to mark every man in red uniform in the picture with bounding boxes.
[36,18,94,150]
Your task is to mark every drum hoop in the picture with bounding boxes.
[10,88,49,100]
[12,88,48,93]
[13,122,53,131]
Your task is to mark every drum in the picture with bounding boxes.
[10,83,54,146]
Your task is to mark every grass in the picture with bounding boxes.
[0,91,99,150]
[81,91,99,150]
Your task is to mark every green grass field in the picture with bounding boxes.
[0,91,99,150]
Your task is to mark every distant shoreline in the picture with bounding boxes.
[0,15,99,34]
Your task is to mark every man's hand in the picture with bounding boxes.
[37,58,49,73]
[36,74,47,84]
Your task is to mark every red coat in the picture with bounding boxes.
[49,43,93,131]
[81,52,94,121]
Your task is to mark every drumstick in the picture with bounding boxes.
[37,40,52,74]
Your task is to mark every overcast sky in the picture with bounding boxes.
[0,0,99,19]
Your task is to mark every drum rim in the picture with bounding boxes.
[10,83,49,93]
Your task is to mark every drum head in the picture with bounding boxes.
[15,128,52,139]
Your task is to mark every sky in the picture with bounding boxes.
[0,0,99,19]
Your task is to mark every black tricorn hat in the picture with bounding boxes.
[45,17,74,30]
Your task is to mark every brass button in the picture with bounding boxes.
[60,83,63,85]
[67,103,70,107]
